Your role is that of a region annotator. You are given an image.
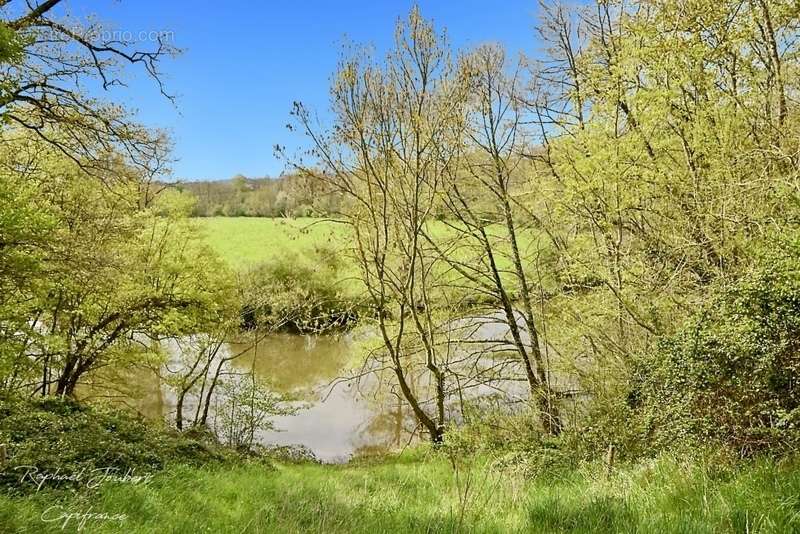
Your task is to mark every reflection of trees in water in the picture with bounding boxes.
[78,326,576,460]
[344,364,497,453]
[352,400,415,456]
[346,318,528,448]
[346,359,529,458]
[76,364,165,420]
[343,313,578,450]
[228,333,353,395]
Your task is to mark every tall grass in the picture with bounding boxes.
[2,452,798,533]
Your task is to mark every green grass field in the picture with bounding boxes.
[193,217,554,294]
[195,217,350,270]
[2,452,799,533]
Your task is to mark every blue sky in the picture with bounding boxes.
[64,1,543,181]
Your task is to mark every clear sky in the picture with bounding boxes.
[63,1,543,181]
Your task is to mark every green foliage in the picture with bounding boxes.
[0,21,25,105]
[239,244,362,332]
[633,238,800,456]
[442,410,581,479]
[0,137,240,396]
[174,174,344,217]
[518,0,800,459]
[0,173,55,374]
[212,375,294,450]
[0,22,23,64]
[0,396,228,495]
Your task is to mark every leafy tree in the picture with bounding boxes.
[239,245,359,333]
[289,8,472,443]
[0,135,237,397]
[522,0,800,413]
[431,44,563,434]
[0,0,176,176]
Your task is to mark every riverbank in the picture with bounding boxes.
[3,450,799,533]
[2,398,799,533]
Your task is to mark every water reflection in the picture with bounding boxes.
[228,334,353,396]
[228,333,411,462]
[80,333,413,463]
[78,314,580,463]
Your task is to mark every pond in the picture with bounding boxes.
[225,333,413,462]
[79,313,577,463]
[81,332,415,463]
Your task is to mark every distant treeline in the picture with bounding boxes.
[169,174,344,217]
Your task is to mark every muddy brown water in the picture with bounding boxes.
[226,333,413,461]
[79,313,576,463]
[81,332,414,463]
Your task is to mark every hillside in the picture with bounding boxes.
[168,175,343,217]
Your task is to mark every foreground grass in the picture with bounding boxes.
[2,452,799,533]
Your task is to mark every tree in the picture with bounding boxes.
[430,44,563,434]
[288,8,471,443]
[523,0,800,371]
[0,0,177,177]
[0,136,237,397]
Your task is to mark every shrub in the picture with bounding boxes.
[238,245,362,332]
[441,409,582,478]
[0,396,228,494]
[631,239,800,456]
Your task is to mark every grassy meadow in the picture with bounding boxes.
[2,451,799,533]
[195,217,350,270]
[193,216,555,302]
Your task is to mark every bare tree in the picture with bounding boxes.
[430,44,562,434]
[287,8,471,443]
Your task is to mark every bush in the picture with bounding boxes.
[631,239,800,456]
[441,409,582,478]
[238,245,363,333]
[0,396,229,494]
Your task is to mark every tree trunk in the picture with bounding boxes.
[54,356,78,396]
[393,363,442,443]
[500,188,563,436]
[175,390,186,431]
